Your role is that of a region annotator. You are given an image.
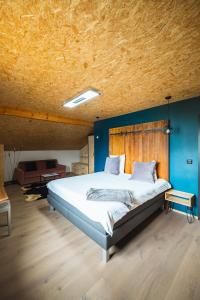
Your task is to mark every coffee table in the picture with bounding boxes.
[40,173,59,183]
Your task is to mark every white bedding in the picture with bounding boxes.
[47,172,171,235]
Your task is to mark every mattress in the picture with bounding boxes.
[47,172,171,235]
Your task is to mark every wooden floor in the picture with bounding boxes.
[0,185,200,300]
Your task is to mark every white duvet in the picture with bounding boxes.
[47,172,171,235]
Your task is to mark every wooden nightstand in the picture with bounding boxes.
[165,189,195,223]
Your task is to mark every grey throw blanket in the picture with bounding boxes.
[86,188,138,209]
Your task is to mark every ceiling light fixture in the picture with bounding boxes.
[165,95,173,135]
[63,88,102,108]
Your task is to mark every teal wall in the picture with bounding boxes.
[94,97,200,217]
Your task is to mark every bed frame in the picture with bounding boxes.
[47,120,169,262]
[47,190,165,262]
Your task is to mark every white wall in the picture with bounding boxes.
[4,150,80,182]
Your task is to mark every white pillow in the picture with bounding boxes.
[110,154,125,174]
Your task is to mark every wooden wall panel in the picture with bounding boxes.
[109,134,125,157]
[88,135,94,174]
[109,120,169,180]
[125,128,143,174]
[80,145,89,164]
[0,145,4,185]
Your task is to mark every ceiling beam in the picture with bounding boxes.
[0,106,93,127]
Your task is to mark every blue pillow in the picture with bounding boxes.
[130,161,156,184]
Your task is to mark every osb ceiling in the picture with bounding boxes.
[0,115,91,150]
[0,0,200,149]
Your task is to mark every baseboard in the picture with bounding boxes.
[171,208,198,220]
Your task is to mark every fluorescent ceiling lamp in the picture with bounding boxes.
[63,88,101,108]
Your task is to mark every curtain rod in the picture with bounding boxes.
[110,127,166,136]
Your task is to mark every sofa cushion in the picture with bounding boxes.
[46,160,57,169]
[37,161,46,170]
[25,161,37,172]
[24,171,40,179]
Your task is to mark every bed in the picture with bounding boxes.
[47,120,170,262]
[47,172,171,262]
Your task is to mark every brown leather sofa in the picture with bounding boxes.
[14,159,66,185]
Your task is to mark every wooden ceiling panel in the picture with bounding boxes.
[0,0,199,149]
[0,115,91,150]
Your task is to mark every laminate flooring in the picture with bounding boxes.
[0,184,200,300]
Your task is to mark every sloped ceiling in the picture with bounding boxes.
[0,0,200,150]
[0,115,91,150]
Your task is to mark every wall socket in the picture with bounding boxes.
[187,159,193,164]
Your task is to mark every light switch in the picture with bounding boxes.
[187,159,193,164]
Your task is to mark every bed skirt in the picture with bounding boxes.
[47,190,165,251]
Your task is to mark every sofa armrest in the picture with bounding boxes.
[14,168,25,185]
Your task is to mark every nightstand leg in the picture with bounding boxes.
[165,200,170,214]
[186,206,194,224]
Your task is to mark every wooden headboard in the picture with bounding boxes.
[109,120,169,180]
[0,145,4,186]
